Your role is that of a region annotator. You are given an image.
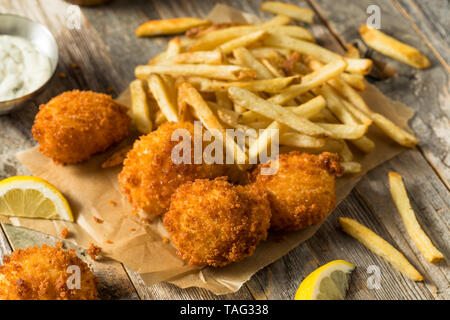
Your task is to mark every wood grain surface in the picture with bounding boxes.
[0,0,448,300]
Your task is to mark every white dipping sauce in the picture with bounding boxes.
[0,35,52,101]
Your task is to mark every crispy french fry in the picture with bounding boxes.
[286,95,327,118]
[344,44,360,59]
[129,80,152,134]
[260,1,314,24]
[339,72,366,91]
[260,58,285,77]
[154,110,167,127]
[172,50,223,64]
[329,77,372,114]
[261,14,291,27]
[148,74,179,122]
[136,17,211,37]
[186,76,296,93]
[250,47,292,59]
[270,59,347,105]
[371,113,418,147]
[389,172,444,263]
[215,91,233,110]
[233,47,273,79]
[350,136,375,154]
[339,140,354,162]
[263,34,372,74]
[341,99,372,126]
[319,84,358,125]
[339,217,424,281]
[359,25,430,69]
[340,161,361,174]
[280,132,325,148]
[249,121,285,163]
[166,38,181,60]
[219,30,268,54]
[270,26,315,42]
[316,123,368,140]
[179,82,248,167]
[228,86,331,137]
[135,64,256,81]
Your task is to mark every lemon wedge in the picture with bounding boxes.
[0,176,73,222]
[295,260,355,300]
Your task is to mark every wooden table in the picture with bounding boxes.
[0,0,448,300]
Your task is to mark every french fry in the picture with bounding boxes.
[340,161,361,174]
[316,123,368,140]
[136,17,211,37]
[228,86,331,137]
[101,145,132,169]
[286,95,326,118]
[154,110,167,127]
[350,136,375,154]
[148,74,179,122]
[135,64,256,81]
[359,25,430,69]
[261,14,291,27]
[329,77,372,114]
[179,82,249,167]
[215,91,233,110]
[341,99,372,126]
[388,172,444,263]
[249,121,285,163]
[260,1,314,24]
[344,44,360,59]
[250,47,292,59]
[219,30,268,54]
[270,26,315,42]
[172,50,223,64]
[371,113,418,147]
[280,132,326,148]
[186,76,296,93]
[165,38,181,61]
[269,59,347,105]
[263,34,372,74]
[339,140,354,162]
[233,47,273,79]
[339,217,424,282]
[319,84,358,125]
[129,80,152,134]
[339,72,366,91]
[260,58,285,77]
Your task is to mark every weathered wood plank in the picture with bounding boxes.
[2,223,140,299]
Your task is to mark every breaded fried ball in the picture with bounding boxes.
[0,243,98,300]
[249,152,343,232]
[118,121,227,216]
[32,90,130,164]
[163,178,271,267]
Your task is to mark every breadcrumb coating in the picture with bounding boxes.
[118,121,227,216]
[249,152,342,231]
[163,178,271,267]
[0,243,98,300]
[32,90,130,164]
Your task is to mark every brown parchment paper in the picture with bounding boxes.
[2,5,415,295]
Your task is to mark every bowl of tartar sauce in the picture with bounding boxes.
[0,14,58,114]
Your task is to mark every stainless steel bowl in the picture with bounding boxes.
[0,14,58,114]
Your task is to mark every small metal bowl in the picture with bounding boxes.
[0,14,58,114]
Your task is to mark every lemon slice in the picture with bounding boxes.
[295,260,355,300]
[0,176,73,222]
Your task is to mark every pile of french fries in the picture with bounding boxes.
[130,1,420,174]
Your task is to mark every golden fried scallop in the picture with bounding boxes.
[249,152,343,232]
[32,90,130,164]
[118,121,227,216]
[163,178,271,267]
[0,243,98,300]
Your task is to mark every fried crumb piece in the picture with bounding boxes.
[162,237,169,244]
[109,200,117,206]
[86,243,102,260]
[71,63,79,69]
[105,240,113,244]
[101,145,132,168]
[322,247,328,252]
[130,227,136,232]
[93,216,104,224]
[58,72,67,79]
[61,227,69,239]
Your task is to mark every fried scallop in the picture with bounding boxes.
[249,152,343,232]
[163,178,271,267]
[118,121,227,216]
[32,90,130,164]
[0,243,98,300]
